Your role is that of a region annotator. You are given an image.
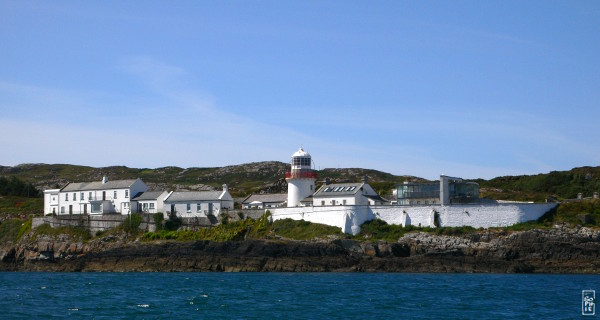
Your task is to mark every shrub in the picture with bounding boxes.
[164,215,182,231]
[122,213,143,233]
[153,212,164,231]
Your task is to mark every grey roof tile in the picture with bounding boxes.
[61,179,138,192]
[165,191,223,202]
[242,194,287,204]
[132,191,166,201]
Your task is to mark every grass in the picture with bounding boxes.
[32,223,92,242]
[0,219,29,243]
[0,196,43,217]
[142,214,343,242]
[270,219,343,240]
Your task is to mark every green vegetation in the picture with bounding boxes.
[32,223,91,242]
[270,218,343,240]
[0,176,40,197]
[142,214,341,242]
[153,212,164,231]
[0,219,29,243]
[121,213,143,234]
[164,215,182,231]
[0,196,43,217]
[474,166,600,201]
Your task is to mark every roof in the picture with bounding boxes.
[242,194,287,204]
[313,183,364,197]
[132,191,166,201]
[292,147,310,158]
[61,179,138,192]
[364,194,389,202]
[164,191,224,202]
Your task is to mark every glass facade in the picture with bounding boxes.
[397,180,479,205]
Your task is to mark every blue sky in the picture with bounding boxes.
[1,1,599,179]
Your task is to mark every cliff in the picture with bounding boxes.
[1,226,599,273]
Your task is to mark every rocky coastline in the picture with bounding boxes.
[1,226,599,273]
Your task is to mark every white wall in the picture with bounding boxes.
[288,179,315,207]
[271,203,557,235]
[164,201,223,218]
[43,189,59,215]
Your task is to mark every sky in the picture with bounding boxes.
[1,1,599,180]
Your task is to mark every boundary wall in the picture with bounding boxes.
[270,203,557,235]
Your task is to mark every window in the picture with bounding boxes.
[125,190,129,198]
[149,203,154,210]
[323,187,330,192]
[65,193,68,201]
[81,192,84,200]
[321,201,325,206]
[114,191,117,199]
[124,202,129,208]
[60,206,65,213]
[91,203,101,213]
[52,197,55,201]
[197,203,201,212]
[331,200,336,205]
[186,203,191,212]
[310,185,313,191]
[89,192,92,200]
[143,203,148,211]
[73,193,76,201]
[343,200,347,205]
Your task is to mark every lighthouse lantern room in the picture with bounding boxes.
[286,147,317,207]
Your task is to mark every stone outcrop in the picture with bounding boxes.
[1,226,599,273]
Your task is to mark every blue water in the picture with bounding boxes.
[0,273,597,319]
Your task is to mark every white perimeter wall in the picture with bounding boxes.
[271,203,557,235]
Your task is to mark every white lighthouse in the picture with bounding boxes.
[286,147,317,207]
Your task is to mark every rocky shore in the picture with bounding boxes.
[1,226,600,273]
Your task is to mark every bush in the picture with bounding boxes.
[153,212,164,231]
[121,213,143,233]
[33,223,91,242]
[164,215,182,231]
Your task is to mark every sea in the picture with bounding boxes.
[0,272,598,319]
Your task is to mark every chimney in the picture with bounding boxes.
[102,176,108,184]
[362,176,369,184]
[325,178,331,185]
[577,193,583,200]
[594,192,599,199]
[222,184,228,192]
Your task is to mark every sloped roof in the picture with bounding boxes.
[364,194,389,202]
[242,194,287,204]
[132,191,166,201]
[313,183,364,197]
[61,179,138,192]
[164,191,223,202]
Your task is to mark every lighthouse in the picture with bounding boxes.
[286,147,317,207]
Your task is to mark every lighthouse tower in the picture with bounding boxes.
[286,147,317,207]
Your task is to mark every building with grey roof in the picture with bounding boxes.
[132,191,169,215]
[163,185,234,218]
[45,176,148,215]
[312,177,388,206]
[241,194,287,209]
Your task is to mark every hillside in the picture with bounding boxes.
[1,163,599,201]
[473,166,600,202]
[0,163,413,198]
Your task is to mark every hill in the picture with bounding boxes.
[1,163,599,201]
[0,162,414,198]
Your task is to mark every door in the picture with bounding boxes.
[83,204,87,214]
[69,205,73,214]
[171,204,175,215]
[102,191,106,201]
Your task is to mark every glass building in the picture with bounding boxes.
[396,178,479,205]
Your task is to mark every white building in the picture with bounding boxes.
[132,191,169,214]
[286,147,317,207]
[312,177,388,206]
[163,185,234,218]
[43,189,60,215]
[242,194,287,209]
[46,177,148,215]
